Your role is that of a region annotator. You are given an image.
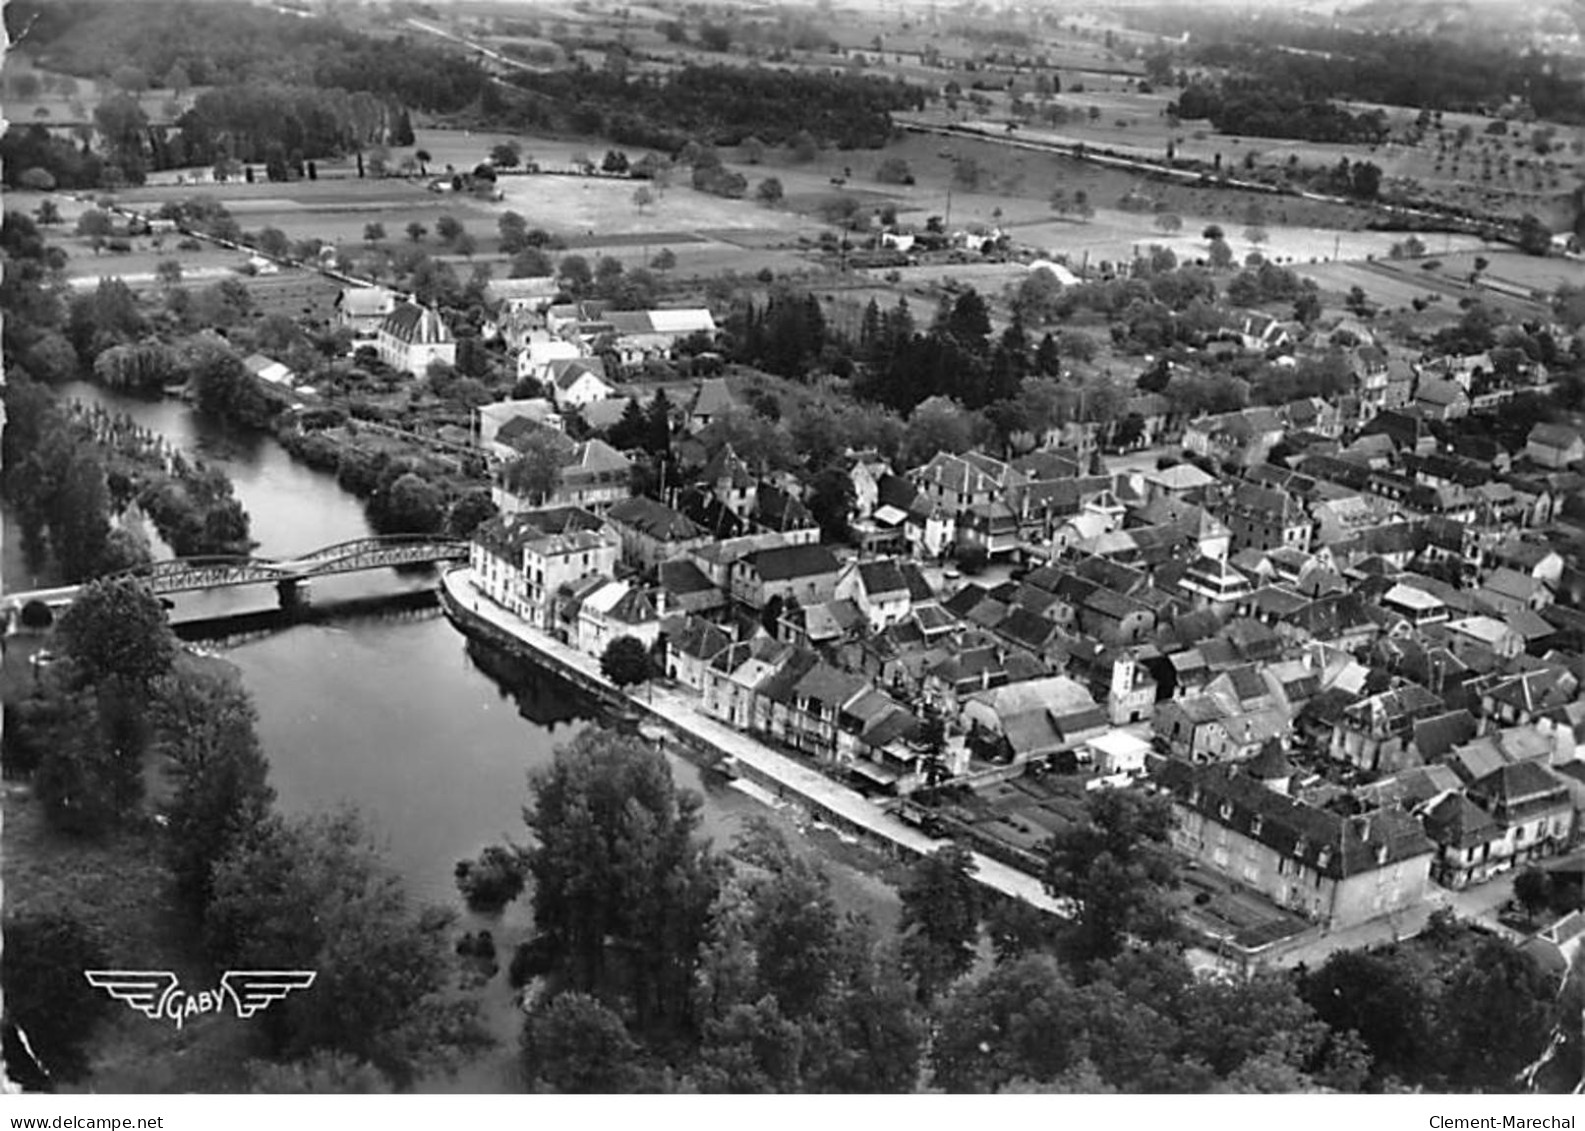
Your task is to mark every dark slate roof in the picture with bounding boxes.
[998,607,1062,651]
[900,562,936,604]
[857,559,909,598]
[380,301,452,344]
[943,584,990,619]
[1412,710,1478,761]
[659,558,720,597]
[1470,761,1570,809]
[606,495,706,542]
[669,617,732,660]
[1246,740,1295,780]
[1157,760,1435,879]
[753,482,814,532]
[1424,793,1501,851]
[743,544,839,582]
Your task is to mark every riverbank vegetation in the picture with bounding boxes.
[486,728,1580,1093]
[2,578,487,1091]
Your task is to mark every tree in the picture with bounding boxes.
[205,809,481,1084]
[1517,213,1552,256]
[1513,866,1553,921]
[58,578,176,692]
[153,665,275,910]
[805,466,856,544]
[558,254,593,297]
[1243,225,1268,246]
[454,845,529,911]
[1207,237,1234,270]
[1153,212,1182,234]
[491,142,522,169]
[521,728,720,1030]
[372,472,444,534]
[1441,937,1558,1089]
[632,185,656,215]
[651,247,676,271]
[2,913,109,1087]
[498,210,529,254]
[447,490,497,537]
[164,62,190,99]
[898,844,983,1003]
[363,221,385,245]
[1300,948,1435,1088]
[902,396,975,468]
[32,684,146,834]
[76,208,113,240]
[600,635,653,689]
[34,198,62,226]
[435,214,464,244]
[155,258,183,288]
[601,149,630,175]
[503,429,573,505]
[755,177,784,207]
[19,166,57,192]
[931,953,1078,1092]
[1294,290,1322,325]
[406,220,427,242]
[1042,788,1180,964]
[521,992,643,1092]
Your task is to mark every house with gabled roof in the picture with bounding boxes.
[1182,407,1286,468]
[574,579,660,657]
[1423,792,1506,890]
[658,558,725,616]
[1466,761,1576,869]
[702,637,791,730]
[687,377,737,434]
[834,559,913,631]
[335,285,397,336]
[962,676,1104,765]
[605,495,709,570]
[376,301,456,376]
[1477,567,1553,616]
[911,450,1027,518]
[1525,422,1585,470]
[544,357,615,408]
[491,437,632,512]
[730,544,841,610]
[1330,682,1446,773]
[470,507,618,629]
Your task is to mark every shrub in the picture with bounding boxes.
[454,845,528,911]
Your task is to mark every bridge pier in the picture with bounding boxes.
[276,577,311,612]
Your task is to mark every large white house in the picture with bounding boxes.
[377,302,456,377]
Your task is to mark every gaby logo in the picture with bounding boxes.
[84,970,317,1030]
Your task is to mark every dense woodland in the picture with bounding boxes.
[498,64,925,152]
[1,0,477,185]
[1128,6,1585,124]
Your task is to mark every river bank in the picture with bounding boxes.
[437,564,1064,915]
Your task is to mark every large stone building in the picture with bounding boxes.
[1157,759,1436,931]
[377,301,456,376]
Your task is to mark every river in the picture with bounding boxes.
[5,383,899,1090]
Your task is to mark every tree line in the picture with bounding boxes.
[499,63,925,153]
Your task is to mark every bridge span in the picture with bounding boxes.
[4,535,470,617]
